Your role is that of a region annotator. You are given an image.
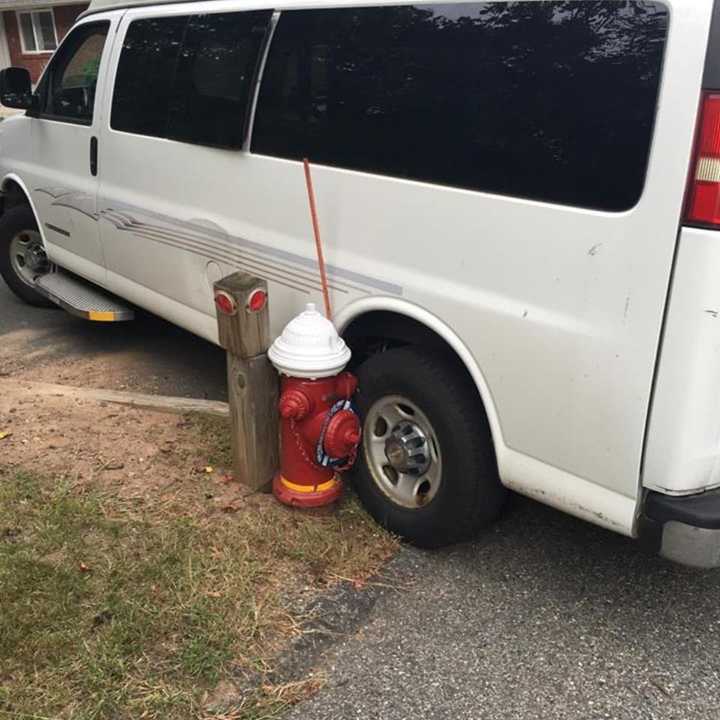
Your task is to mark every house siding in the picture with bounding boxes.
[4,4,87,83]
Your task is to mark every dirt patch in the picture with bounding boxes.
[0,388,223,499]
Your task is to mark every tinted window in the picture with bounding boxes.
[37,22,109,124]
[253,2,669,211]
[111,16,185,138]
[112,10,271,148]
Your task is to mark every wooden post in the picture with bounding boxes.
[214,272,279,492]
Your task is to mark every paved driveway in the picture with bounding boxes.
[0,281,226,399]
[289,501,720,720]
[2,281,720,719]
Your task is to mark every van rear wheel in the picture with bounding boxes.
[0,205,54,307]
[351,347,506,548]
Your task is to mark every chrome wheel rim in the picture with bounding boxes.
[9,230,48,288]
[363,395,442,509]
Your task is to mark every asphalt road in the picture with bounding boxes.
[0,280,227,399]
[289,503,720,720]
[3,281,720,719]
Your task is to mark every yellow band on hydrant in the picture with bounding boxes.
[280,476,339,494]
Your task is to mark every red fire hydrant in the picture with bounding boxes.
[269,304,361,507]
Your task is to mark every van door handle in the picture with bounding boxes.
[90,136,98,177]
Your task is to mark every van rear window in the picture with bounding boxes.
[252,2,669,211]
[111,10,271,149]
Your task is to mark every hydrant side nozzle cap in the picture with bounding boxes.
[269,304,352,379]
[324,409,362,459]
[279,388,312,419]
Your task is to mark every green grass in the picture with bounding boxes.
[0,464,397,719]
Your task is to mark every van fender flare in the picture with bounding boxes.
[1,173,46,245]
[335,295,505,460]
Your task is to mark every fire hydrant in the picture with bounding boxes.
[268,303,362,507]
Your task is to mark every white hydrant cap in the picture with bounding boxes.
[269,303,352,379]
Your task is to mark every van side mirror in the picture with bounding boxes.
[0,67,33,110]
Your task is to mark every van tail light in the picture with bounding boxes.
[686,92,720,227]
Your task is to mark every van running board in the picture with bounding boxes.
[35,271,134,322]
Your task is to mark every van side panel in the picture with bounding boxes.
[644,227,720,495]
[643,0,720,497]
[22,14,119,286]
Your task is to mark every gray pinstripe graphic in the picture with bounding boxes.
[34,187,402,296]
[35,188,99,222]
[101,209,318,294]
[101,208,361,295]
[103,203,402,295]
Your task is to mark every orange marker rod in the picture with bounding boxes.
[303,158,332,321]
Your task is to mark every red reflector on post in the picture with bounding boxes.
[247,288,267,313]
[686,93,720,227]
[214,290,237,316]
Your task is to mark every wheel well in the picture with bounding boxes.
[0,180,31,217]
[343,310,480,396]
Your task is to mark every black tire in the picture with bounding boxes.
[351,346,507,548]
[0,205,54,307]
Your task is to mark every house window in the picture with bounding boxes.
[17,10,58,54]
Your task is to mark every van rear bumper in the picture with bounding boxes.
[643,488,720,568]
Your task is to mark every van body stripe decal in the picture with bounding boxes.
[33,187,402,296]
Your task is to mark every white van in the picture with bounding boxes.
[2,0,719,566]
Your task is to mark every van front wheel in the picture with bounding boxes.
[0,206,54,307]
[351,347,506,548]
